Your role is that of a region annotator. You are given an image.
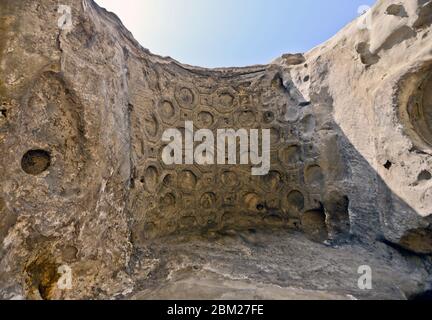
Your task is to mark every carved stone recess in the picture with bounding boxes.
[0,0,432,300]
[128,62,343,242]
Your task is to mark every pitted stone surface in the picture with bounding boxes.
[128,63,340,242]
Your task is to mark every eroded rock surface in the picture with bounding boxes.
[0,0,432,300]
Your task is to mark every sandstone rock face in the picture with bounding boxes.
[0,0,431,300]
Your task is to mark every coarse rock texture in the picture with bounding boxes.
[0,0,432,300]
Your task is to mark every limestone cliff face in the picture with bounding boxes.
[0,0,431,300]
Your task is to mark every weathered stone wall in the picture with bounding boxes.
[297,0,432,250]
[127,57,353,244]
[0,0,132,299]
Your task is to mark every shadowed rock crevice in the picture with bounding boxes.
[356,42,381,66]
[404,67,432,148]
[399,228,432,254]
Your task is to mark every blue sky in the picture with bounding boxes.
[95,0,376,68]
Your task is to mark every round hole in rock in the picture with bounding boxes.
[21,150,51,175]
[301,208,328,242]
[287,190,305,211]
[263,111,274,123]
[305,164,324,186]
[384,161,393,170]
[418,170,432,181]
